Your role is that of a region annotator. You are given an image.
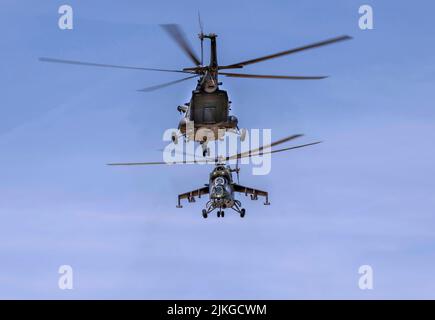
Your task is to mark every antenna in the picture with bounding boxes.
[198,11,204,65]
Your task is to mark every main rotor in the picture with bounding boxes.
[39,22,352,92]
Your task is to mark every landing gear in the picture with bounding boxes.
[240,208,246,218]
[231,200,246,218]
[200,138,210,157]
[171,131,178,145]
[217,210,225,218]
[202,209,208,219]
[202,147,210,158]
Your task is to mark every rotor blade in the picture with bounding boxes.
[227,134,304,161]
[38,57,191,74]
[160,24,201,66]
[108,161,168,166]
[137,74,199,92]
[219,35,352,69]
[107,158,211,166]
[184,66,243,72]
[219,72,328,80]
[198,12,204,65]
[248,141,323,158]
[198,11,204,35]
[233,141,322,161]
[108,141,322,166]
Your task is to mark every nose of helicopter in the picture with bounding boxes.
[211,185,225,198]
[212,198,232,208]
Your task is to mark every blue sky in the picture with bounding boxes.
[1,0,435,299]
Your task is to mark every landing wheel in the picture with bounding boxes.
[240,208,246,218]
[202,147,210,157]
[202,209,208,219]
[171,132,178,145]
[217,211,221,218]
[221,211,225,218]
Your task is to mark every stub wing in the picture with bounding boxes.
[177,186,209,208]
[233,184,270,205]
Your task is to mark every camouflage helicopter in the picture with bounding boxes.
[39,21,351,157]
[107,134,321,218]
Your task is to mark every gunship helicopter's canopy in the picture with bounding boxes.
[39,24,351,92]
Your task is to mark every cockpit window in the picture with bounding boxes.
[213,185,224,196]
[214,177,225,185]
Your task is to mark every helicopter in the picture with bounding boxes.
[39,20,351,157]
[107,134,321,218]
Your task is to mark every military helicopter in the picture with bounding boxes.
[107,134,321,218]
[39,20,351,157]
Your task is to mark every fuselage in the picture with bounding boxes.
[208,165,235,209]
[176,34,239,146]
[178,89,238,141]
